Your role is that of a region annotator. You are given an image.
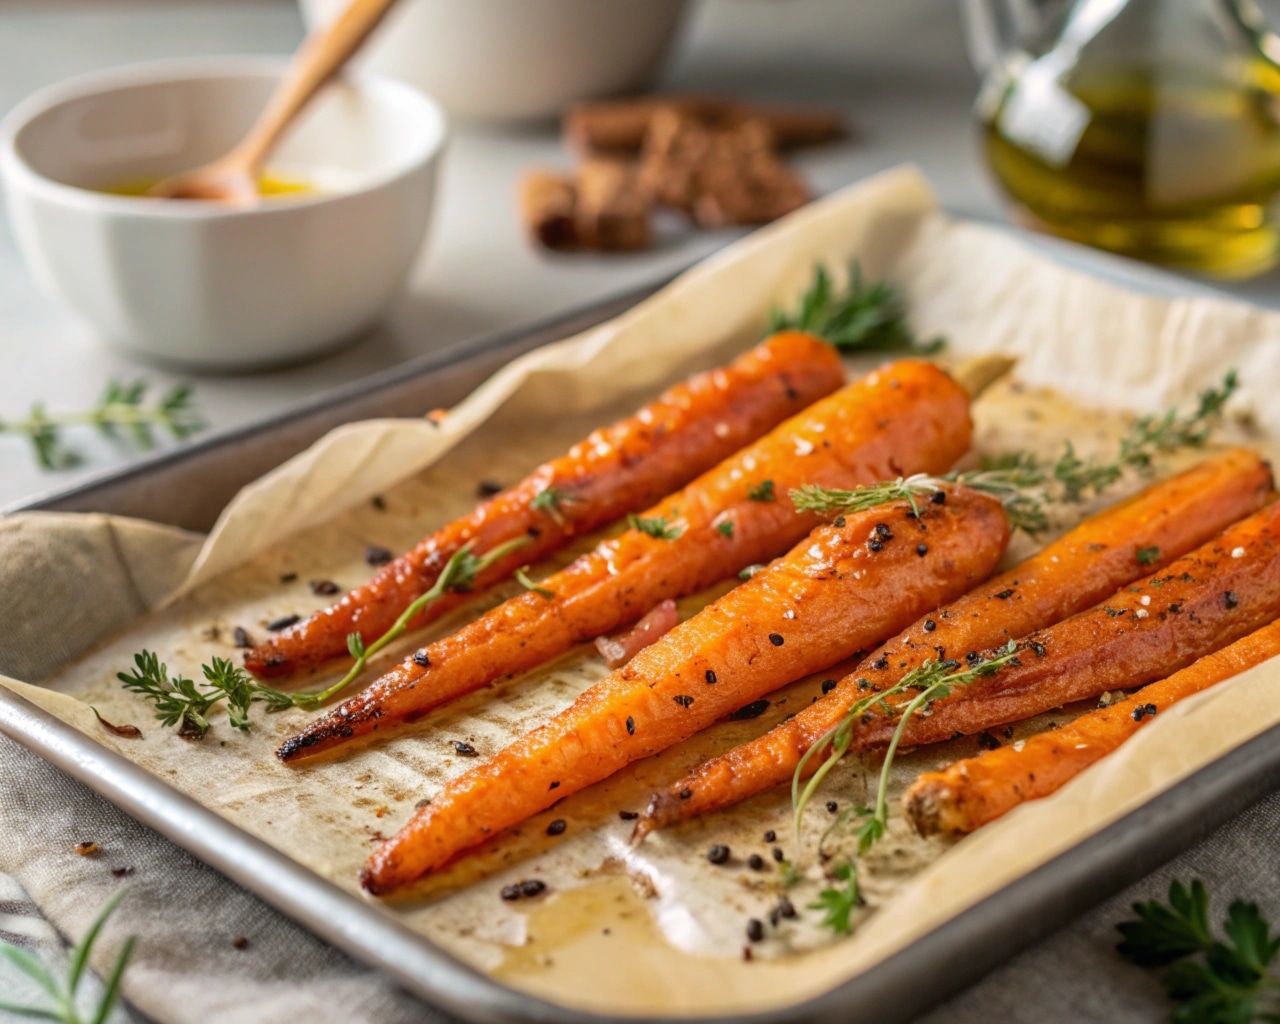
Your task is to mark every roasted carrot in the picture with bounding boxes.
[244,331,845,679]
[637,449,1273,835]
[278,359,974,762]
[847,497,1280,755]
[904,618,1280,837]
[362,487,1009,891]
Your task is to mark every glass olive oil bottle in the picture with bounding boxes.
[976,0,1280,276]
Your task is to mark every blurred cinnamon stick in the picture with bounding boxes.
[564,94,846,156]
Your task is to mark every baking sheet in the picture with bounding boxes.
[5,165,1280,1020]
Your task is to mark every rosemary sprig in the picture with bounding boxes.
[791,372,1238,534]
[1,380,202,470]
[768,263,945,355]
[0,888,134,1024]
[792,640,1022,849]
[120,539,530,734]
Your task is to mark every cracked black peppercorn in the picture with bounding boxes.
[232,626,253,648]
[874,523,892,540]
[930,490,946,504]
[453,741,478,757]
[772,847,784,862]
[923,619,936,632]
[708,844,731,864]
[546,819,567,836]
[1223,590,1239,609]
[769,633,785,646]
[746,919,765,942]
[868,539,884,552]
[917,543,929,556]
[826,800,838,813]
[266,614,300,632]
[821,679,837,694]
[310,579,340,595]
[413,651,430,668]
[705,670,717,684]
[364,545,394,566]
[747,854,765,871]
[619,810,639,820]
[763,829,777,842]
[626,716,635,735]
[674,694,695,708]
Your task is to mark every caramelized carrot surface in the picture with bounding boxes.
[278,359,973,762]
[904,618,1280,837]
[363,488,1009,892]
[245,331,845,679]
[850,497,1280,751]
[638,449,1273,834]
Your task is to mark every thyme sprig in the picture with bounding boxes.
[1,380,202,470]
[0,888,134,1024]
[769,263,945,355]
[793,640,1022,851]
[530,485,578,525]
[791,372,1239,534]
[120,539,529,734]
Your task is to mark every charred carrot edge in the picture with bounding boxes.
[244,331,845,679]
[904,618,1280,837]
[277,359,974,762]
[849,497,1280,756]
[636,449,1273,836]
[361,488,1010,892]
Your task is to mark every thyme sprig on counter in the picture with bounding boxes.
[1,380,202,470]
[119,539,530,736]
[0,888,134,1024]
[793,641,1023,854]
[1117,879,1280,1022]
[769,263,945,355]
[792,371,1239,534]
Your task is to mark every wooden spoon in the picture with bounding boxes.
[149,0,401,204]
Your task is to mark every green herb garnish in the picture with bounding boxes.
[1137,546,1161,566]
[793,641,1023,846]
[791,372,1238,534]
[716,521,735,538]
[769,263,945,355]
[0,888,135,1024]
[739,564,766,580]
[809,862,861,934]
[1117,879,1280,1022]
[530,485,578,525]
[748,479,776,503]
[515,566,555,599]
[1,380,201,470]
[628,514,683,541]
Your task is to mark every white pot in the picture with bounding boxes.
[0,59,447,369]
[298,0,690,122]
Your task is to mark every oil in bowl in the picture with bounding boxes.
[101,171,318,199]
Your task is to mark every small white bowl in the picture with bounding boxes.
[0,59,446,369]
[298,0,689,122]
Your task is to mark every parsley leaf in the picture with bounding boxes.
[809,862,861,934]
[629,513,683,540]
[748,479,776,503]
[1137,546,1162,566]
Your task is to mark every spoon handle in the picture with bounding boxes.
[232,0,403,176]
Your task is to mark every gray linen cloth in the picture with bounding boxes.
[3,726,1277,1023]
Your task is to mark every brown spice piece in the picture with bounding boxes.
[519,171,579,250]
[74,841,99,856]
[564,95,845,155]
[574,159,652,251]
[232,936,250,950]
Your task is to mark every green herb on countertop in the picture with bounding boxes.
[1,380,202,470]
[769,263,945,355]
[1117,879,1280,1022]
[792,372,1239,534]
[0,887,134,1024]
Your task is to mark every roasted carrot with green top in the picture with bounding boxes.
[245,331,845,679]
[904,618,1280,837]
[278,359,974,762]
[637,449,1273,835]
[362,486,1009,891]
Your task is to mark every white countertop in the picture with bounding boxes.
[2,0,1276,510]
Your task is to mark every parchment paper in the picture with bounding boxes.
[6,166,1280,1019]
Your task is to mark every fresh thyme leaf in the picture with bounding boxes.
[530,485,577,525]
[0,887,134,1024]
[768,263,946,355]
[809,862,861,934]
[716,521,735,538]
[792,641,1022,845]
[628,513,683,540]
[116,650,217,739]
[1,380,202,471]
[516,566,555,599]
[1117,879,1280,1023]
[1137,546,1161,566]
[748,479,776,502]
[789,371,1237,536]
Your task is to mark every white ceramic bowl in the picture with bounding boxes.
[0,59,446,369]
[299,0,689,122]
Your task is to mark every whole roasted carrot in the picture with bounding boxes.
[245,331,845,679]
[637,449,1273,835]
[362,487,1009,892]
[277,359,974,762]
[904,618,1280,837]
[849,497,1280,753]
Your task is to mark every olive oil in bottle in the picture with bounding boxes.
[978,0,1280,277]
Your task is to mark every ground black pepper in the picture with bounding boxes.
[674,695,695,708]
[310,579,340,595]
[266,614,300,632]
[705,670,718,684]
[232,626,253,648]
[364,545,394,566]
[619,810,639,821]
[821,679,837,694]
[923,619,936,632]
[868,539,884,552]
[769,633,785,647]
[931,490,946,504]
[452,741,478,757]
[476,480,504,497]
[917,543,928,556]
[772,847,784,862]
[746,919,765,942]
[546,819,567,836]
[747,853,765,871]
[994,589,1014,600]
[826,800,838,814]
[626,716,636,735]
[763,830,777,842]
[874,523,892,540]
[679,788,693,800]
[413,651,430,668]
[729,699,770,720]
